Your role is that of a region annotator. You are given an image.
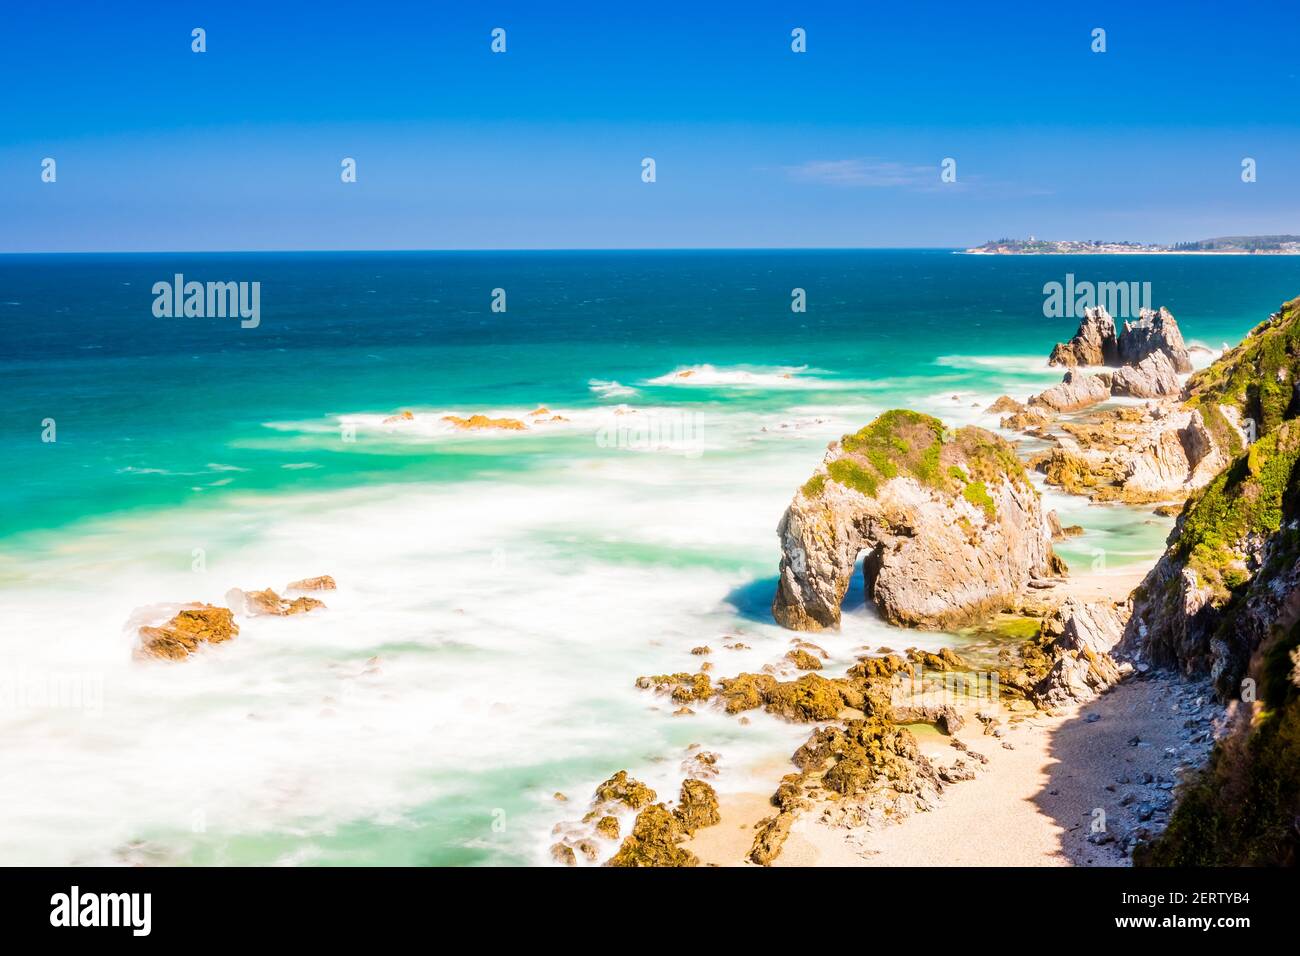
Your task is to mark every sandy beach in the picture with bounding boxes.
[685,561,1220,868]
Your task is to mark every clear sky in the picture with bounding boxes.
[3,0,1298,251]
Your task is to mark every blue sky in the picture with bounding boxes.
[2,0,1298,251]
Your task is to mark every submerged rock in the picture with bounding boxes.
[285,575,337,592]
[784,648,823,670]
[772,411,1055,631]
[136,605,239,661]
[441,414,527,431]
[227,587,325,617]
[550,842,577,866]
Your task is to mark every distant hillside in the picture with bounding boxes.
[1172,235,1300,252]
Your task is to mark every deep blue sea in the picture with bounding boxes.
[3,250,1299,864]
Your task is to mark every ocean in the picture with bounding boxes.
[3,249,1300,865]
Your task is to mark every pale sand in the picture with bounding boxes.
[686,563,1201,868]
[1038,562,1148,603]
[778,671,1201,867]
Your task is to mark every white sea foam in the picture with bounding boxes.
[0,423,839,865]
[588,379,638,398]
[646,364,823,388]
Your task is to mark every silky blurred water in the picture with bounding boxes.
[1,250,1296,864]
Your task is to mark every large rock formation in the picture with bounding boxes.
[1111,350,1180,398]
[1119,307,1192,373]
[1029,403,1229,504]
[1049,307,1119,367]
[772,411,1056,631]
[1047,305,1191,372]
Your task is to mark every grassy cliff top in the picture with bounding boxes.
[1187,297,1300,439]
[1172,419,1300,597]
[802,410,1028,515]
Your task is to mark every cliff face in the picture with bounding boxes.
[772,411,1055,631]
[1122,299,1300,694]
[1123,298,1300,866]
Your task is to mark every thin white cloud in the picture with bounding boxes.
[786,158,937,188]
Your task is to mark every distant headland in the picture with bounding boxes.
[963,235,1300,255]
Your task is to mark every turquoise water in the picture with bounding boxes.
[3,250,1299,865]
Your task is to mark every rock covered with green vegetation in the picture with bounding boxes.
[1123,402,1300,697]
[1120,297,1300,865]
[772,411,1058,631]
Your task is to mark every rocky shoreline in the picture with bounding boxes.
[561,297,1300,868]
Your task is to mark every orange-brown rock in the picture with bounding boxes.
[286,575,337,592]
[234,588,325,617]
[137,605,239,661]
[382,410,415,423]
[441,414,527,431]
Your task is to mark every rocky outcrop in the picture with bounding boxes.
[772,411,1055,631]
[1032,599,1129,706]
[1119,307,1192,373]
[1049,307,1119,367]
[441,414,526,431]
[1111,350,1180,398]
[1031,404,1231,503]
[1122,419,1300,696]
[226,587,325,617]
[1047,305,1191,373]
[591,770,657,810]
[1029,370,1112,412]
[673,779,720,834]
[286,575,336,592]
[136,605,239,661]
[986,395,1025,415]
[604,803,698,867]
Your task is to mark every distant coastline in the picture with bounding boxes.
[963,235,1300,255]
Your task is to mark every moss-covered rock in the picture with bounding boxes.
[715,672,777,714]
[672,779,721,835]
[604,804,698,867]
[591,770,657,810]
[1186,296,1300,439]
[784,648,823,670]
[775,411,1053,631]
[594,815,620,839]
